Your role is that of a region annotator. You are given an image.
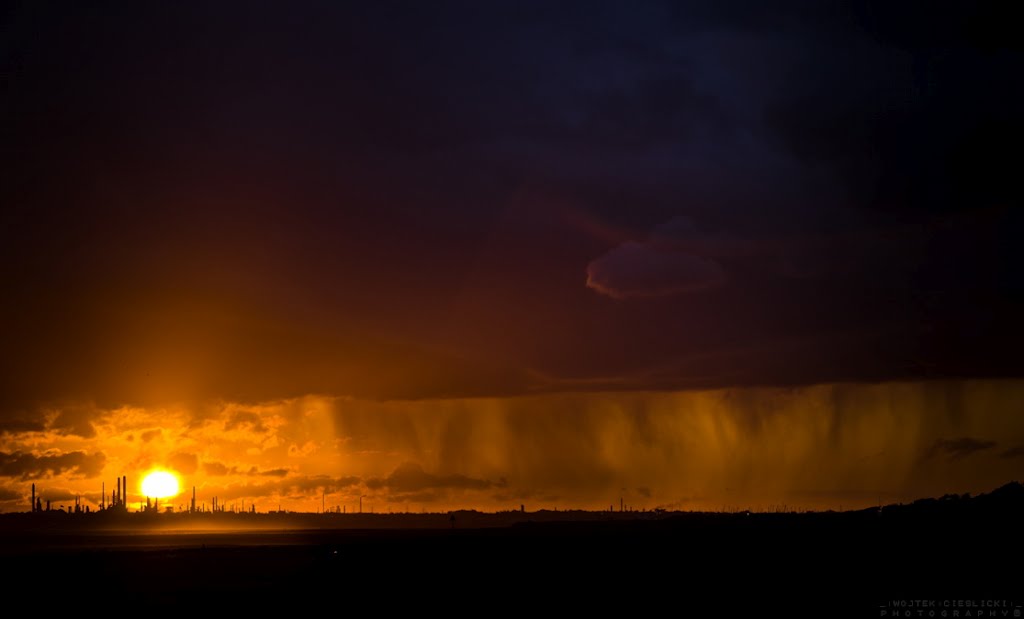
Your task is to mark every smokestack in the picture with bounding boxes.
[192,486,196,514]
[116,477,121,507]
[31,483,35,513]
[102,482,105,510]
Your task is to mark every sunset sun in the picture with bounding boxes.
[140,471,180,499]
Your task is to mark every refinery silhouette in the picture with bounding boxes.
[27,475,207,515]
[8,477,1024,535]
[12,473,690,531]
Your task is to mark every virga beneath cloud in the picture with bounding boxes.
[2,380,1021,513]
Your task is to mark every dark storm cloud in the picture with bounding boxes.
[0,420,45,435]
[928,438,997,460]
[1000,446,1024,459]
[765,2,1022,217]
[0,451,106,480]
[365,463,502,493]
[583,215,833,298]
[586,241,726,298]
[39,489,78,502]
[48,406,98,438]
[1,0,1021,410]
[282,475,361,494]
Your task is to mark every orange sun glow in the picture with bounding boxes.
[140,470,180,499]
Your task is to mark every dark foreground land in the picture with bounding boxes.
[3,484,1022,617]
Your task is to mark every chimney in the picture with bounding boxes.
[116,477,120,507]
[102,482,105,510]
[31,483,35,513]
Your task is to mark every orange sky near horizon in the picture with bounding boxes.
[3,379,1023,514]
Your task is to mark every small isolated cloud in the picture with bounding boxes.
[927,437,997,460]
[586,240,726,299]
[245,466,289,477]
[0,450,106,480]
[141,429,162,443]
[999,445,1024,459]
[203,461,235,476]
[365,462,502,493]
[210,475,361,502]
[287,441,317,458]
[203,461,288,478]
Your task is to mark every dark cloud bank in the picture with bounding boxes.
[0,451,106,480]
[1,1,1021,412]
